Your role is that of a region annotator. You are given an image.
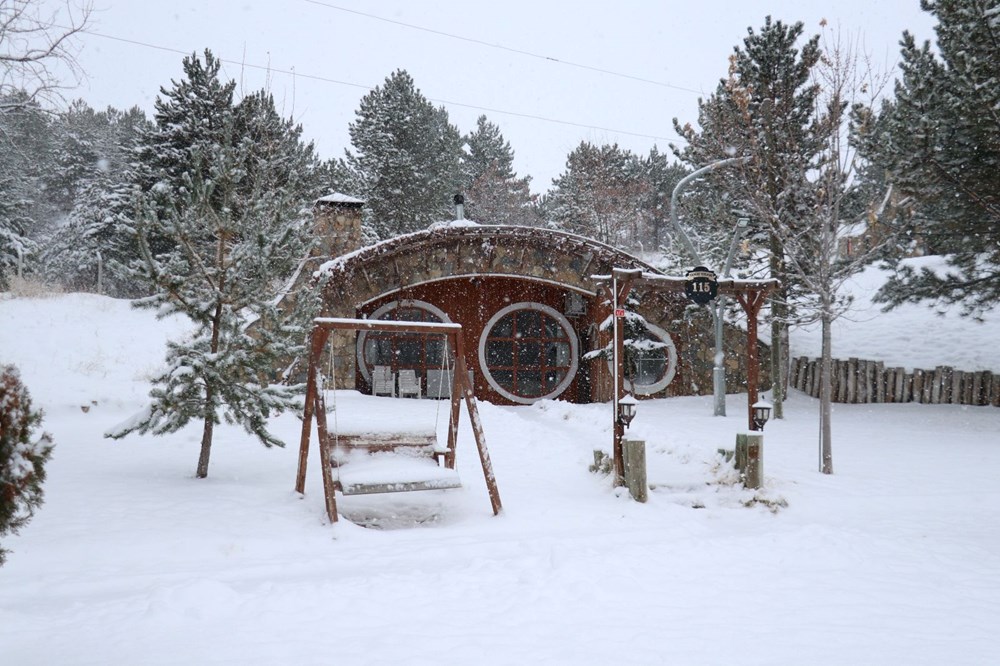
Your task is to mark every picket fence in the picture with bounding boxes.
[791,356,1000,408]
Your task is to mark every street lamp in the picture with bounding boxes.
[751,399,773,431]
[618,393,638,429]
[713,216,752,417]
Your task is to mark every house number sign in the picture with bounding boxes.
[684,266,719,305]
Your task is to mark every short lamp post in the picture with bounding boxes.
[618,393,638,429]
[751,399,773,432]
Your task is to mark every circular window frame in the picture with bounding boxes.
[478,302,579,405]
[356,299,453,382]
[612,321,678,396]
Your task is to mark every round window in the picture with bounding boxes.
[478,302,578,404]
[356,300,452,382]
[619,321,677,395]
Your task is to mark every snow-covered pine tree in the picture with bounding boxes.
[583,291,668,390]
[0,364,53,567]
[547,142,649,250]
[672,17,825,418]
[0,92,54,287]
[345,70,464,238]
[39,104,152,295]
[462,115,536,225]
[135,50,237,234]
[643,147,689,257]
[862,0,1000,318]
[104,52,319,478]
[107,136,308,479]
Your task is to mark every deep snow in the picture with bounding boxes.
[1,286,998,665]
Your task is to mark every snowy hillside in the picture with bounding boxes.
[789,258,1000,372]
[1,291,999,665]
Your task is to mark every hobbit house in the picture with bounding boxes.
[292,194,769,406]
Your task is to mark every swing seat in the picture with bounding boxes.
[327,431,462,496]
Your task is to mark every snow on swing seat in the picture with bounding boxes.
[335,451,462,496]
[328,431,461,496]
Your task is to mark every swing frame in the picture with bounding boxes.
[294,317,503,523]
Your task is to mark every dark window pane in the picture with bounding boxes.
[426,339,445,366]
[397,338,422,364]
[635,349,667,385]
[517,310,542,337]
[546,342,570,367]
[544,317,565,338]
[545,370,565,390]
[518,342,541,366]
[492,314,514,338]
[487,340,514,366]
[517,371,542,397]
[492,370,514,390]
[366,337,394,365]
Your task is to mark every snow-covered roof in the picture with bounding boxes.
[314,223,656,280]
[427,219,481,231]
[315,192,365,205]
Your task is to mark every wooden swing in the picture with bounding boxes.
[293,317,503,523]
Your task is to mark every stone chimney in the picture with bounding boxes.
[312,193,365,259]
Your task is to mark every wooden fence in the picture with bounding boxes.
[791,356,1000,407]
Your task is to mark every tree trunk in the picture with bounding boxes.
[196,394,214,479]
[819,309,834,474]
[196,297,225,479]
[769,240,786,419]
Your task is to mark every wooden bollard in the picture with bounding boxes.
[622,438,647,503]
[735,432,764,489]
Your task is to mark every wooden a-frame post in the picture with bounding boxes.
[294,317,502,523]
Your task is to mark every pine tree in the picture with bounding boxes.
[462,115,536,225]
[39,104,152,295]
[104,52,320,478]
[672,17,825,419]
[136,50,238,222]
[345,70,464,238]
[644,147,689,254]
[0,92,53,287]
[107,140,308,479]
[547,142,649,249]
[863,0,1000,317]
[0,364,53,567]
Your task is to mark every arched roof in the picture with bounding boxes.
[317,224,663,315]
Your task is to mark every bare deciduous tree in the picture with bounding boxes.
[777,27,894,474]
[1,0,91,112]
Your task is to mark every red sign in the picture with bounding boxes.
[614,308,625,318]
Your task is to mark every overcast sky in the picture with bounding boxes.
[59,0,938,192]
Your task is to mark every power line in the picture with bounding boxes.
[302,0,706,95]
[75,27,684,144]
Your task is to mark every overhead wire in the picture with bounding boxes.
[71,24,687,144]
[302,0,705,95]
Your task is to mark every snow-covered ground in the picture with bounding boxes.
[1,287,999,665]
[790,258,1000,372]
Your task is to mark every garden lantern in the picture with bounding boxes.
[752,399,772,431]
[618,393,638,429]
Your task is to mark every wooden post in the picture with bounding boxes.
[875,361,886,403]
[847,358,858,403]
[613,311,626,486]
[622,438,648,503]
[314,389,338,523]
[951,370,964,405]
[295,328,329,495]
[452,329,503,516]
[735,432,763,489]
[736,290,767,431]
